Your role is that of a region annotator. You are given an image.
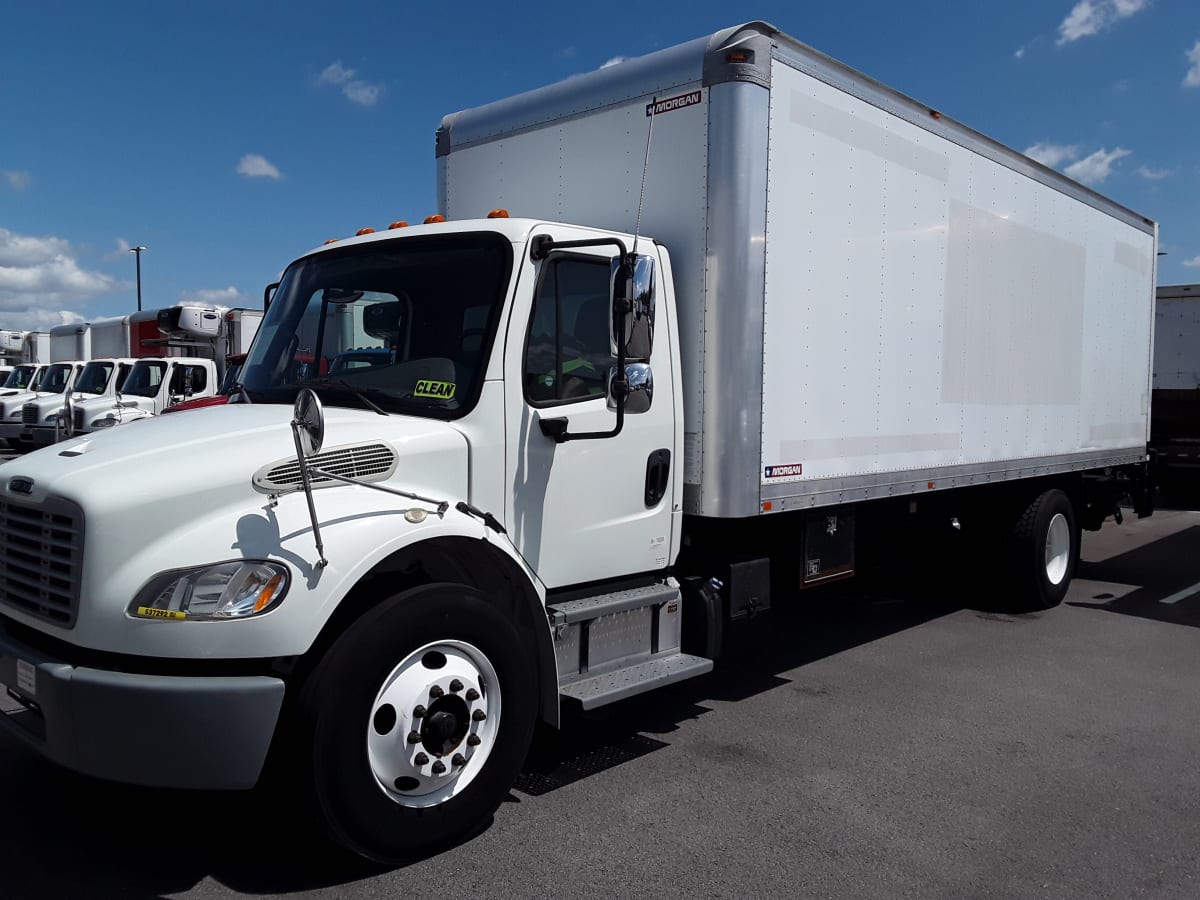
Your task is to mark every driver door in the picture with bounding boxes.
[504,230,676,589]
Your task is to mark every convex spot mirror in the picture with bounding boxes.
[609,254,655,361]
[293,388,325,457]
[607,363,654,414]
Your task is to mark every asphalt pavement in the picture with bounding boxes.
[1,508,1198,899]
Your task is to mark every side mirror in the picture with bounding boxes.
[609,254,656,361]
[608,363,653,414]
[264,281,280,312]
[293,388,325,457]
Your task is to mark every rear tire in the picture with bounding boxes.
[1012,489,1078,609]
[297,583,537,863]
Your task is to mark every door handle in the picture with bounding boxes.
[645,449,671,506]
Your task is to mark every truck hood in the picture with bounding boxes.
[3,403,470,517]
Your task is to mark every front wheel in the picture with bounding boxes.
[1012,488,1079,609]
[298,583,537,863]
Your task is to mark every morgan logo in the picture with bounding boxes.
[764,463,803,479]
[646,90,702,117]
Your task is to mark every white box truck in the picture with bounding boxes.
[21,332,49,365]
[0,22,1156,863]
[1150,283,1200,491]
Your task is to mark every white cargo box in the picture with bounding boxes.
[438,21,1157,517]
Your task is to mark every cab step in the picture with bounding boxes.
[548,581,712,711]
[560,653,713,710]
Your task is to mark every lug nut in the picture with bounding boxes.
[467,734,481,746]
[429,685,445,699]
[449,679,463,693]
[465,688,480,701]
[407,731,422,744]
[414,752,429,766]
[472,709,487,722]
[413,704,427,718]
[452,753,466,767]
[431,760,446,775]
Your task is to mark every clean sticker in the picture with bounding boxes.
[646,90,702,117]
[135,607,187,620]
[16,659,35,696]
[414,379,456,400]
[764,463,803,479]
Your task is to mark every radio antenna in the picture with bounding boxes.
[632,96,657,256]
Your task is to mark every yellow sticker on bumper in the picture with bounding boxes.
[413,379,456,400]
[135,607,187,620]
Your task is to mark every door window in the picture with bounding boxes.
[524,256,614,404]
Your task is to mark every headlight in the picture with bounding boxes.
[7,411,19,419]
[129,560,289,621]
[91,416,118,428]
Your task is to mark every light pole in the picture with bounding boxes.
[129,245,146,312]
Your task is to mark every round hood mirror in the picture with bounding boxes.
[293,388,324,457]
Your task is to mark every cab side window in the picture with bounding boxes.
[170,364,208,396]
[524,256,614,404]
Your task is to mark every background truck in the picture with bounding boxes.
[0,360,82,445]
[0,331,25,365]
[21,332,49,365]
[18,357,137,447]
[49,323,91,363]
[0,21,1156,865]
[73,356,218,432]
[1150,284,1200,494]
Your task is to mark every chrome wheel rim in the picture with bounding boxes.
[366,639,501,808]
[1044,513,1071,586]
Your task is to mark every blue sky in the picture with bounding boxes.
[1,0,1198,329]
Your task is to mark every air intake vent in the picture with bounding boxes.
[73,407,84,433]
[0,495,84,628]
[252,442,398,494]
[21,403,37,426]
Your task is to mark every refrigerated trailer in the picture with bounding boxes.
[0,22,1156,864]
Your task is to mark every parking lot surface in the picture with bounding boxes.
[2,509,1198,899]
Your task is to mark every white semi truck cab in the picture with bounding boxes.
[74,356,218,432]
[17,358,137,447]
[0,22,1156,865]
[0,361,81,446]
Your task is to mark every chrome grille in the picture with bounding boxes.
[253,443,398,493]
[21,403,37,425]
[0,495,84,628]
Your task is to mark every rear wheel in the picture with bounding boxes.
[298,583,537,863]
[1012,489,1078,609]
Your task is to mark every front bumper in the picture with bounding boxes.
[0,422,26,441]
[0,621,285,790]
[18,426,58,448]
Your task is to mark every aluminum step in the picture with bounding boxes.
[547,583,678,625]
[560,653,713,710]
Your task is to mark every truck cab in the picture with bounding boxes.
[0,363,39,397]
[0,361,80,446]
[18,358,136,447]
[74,356,218,432]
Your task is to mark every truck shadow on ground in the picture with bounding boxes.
[1071,523,1200,629]
[0,575,978,898]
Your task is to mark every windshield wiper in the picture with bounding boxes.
[297,377,390,416]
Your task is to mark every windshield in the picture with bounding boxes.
[38,364,74,395]
[3,365,36,389]
[121,361,168,398]
[240,232,512,418]
[74,361,114,395]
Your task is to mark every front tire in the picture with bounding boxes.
[298,583,537,863]
[1012,488,1079,609]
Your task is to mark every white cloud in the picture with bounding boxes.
[0,228,117,328]
[179,286,245,305]
[3,170,31,192]
[1014,46,1027,59]
[600,56,627,69]
[318,60,384,106]
[319,62,354,86]
[1064,146,1131,184]
[1136,165,1175,179]
[236,154,283,180]
[1183,255,1200,269]
[1185,40,1200,87]
[1057,0,1149,45]
[1024,142,1082,167]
